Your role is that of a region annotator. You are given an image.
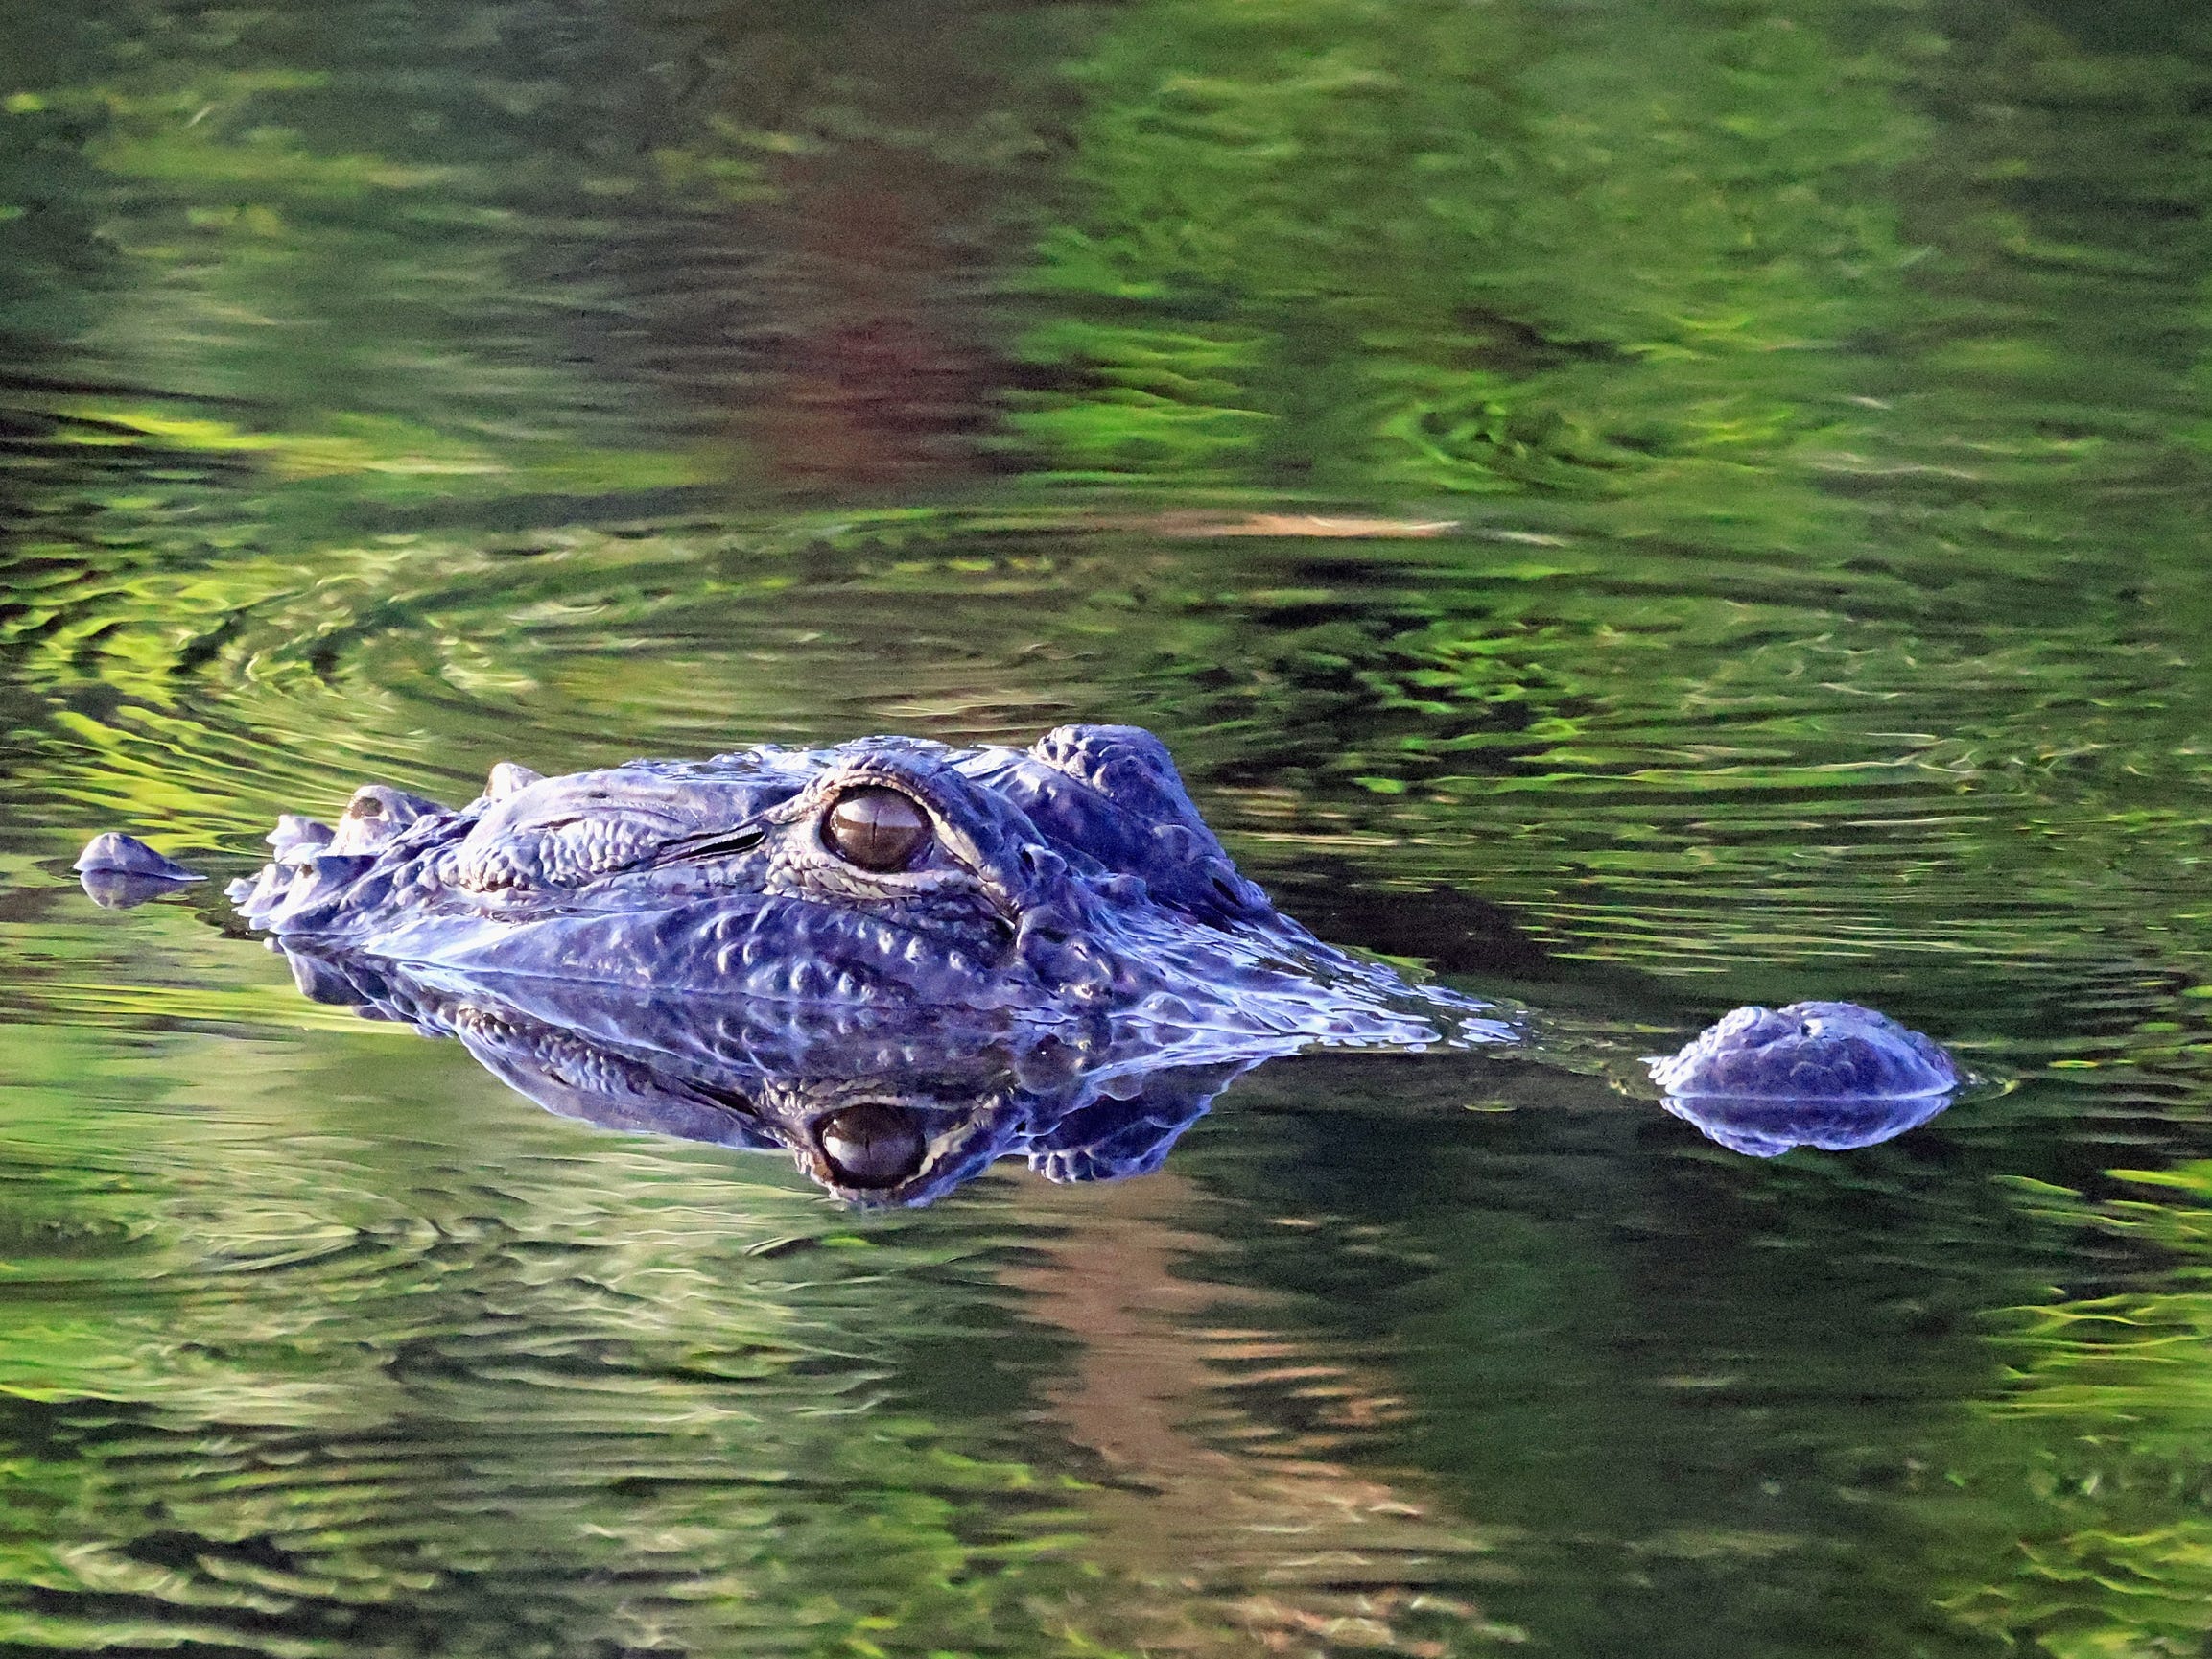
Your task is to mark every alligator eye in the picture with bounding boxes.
[817,1103,927,1189]
[823,788,930,872]
[349,795,383,819]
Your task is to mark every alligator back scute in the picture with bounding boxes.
[1648,1000,1962,1156]
[1649,1001,1958,1101]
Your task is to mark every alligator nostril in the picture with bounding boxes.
[817,1103,926,1189]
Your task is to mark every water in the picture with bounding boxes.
[4,0,2212,1652]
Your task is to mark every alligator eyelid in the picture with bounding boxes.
[659,823,767,862]
[564,822,768,884]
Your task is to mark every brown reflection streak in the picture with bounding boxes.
[1004,1173,1511,1655]
[743,150,992,489]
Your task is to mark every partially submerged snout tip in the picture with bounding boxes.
[73,831,205,909]
[74,831,204,883]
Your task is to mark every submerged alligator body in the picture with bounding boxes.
[80,724,1965,1192]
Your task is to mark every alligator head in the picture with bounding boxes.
[227,724,1509,1048]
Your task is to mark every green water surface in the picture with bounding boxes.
[4,1,2212,1653]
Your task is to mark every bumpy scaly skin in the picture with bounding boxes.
[228,724,1506,1049]
[1647,1000,1958,1100]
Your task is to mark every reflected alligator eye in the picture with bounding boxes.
[817,1103,927,1189]
[823,788,930,871]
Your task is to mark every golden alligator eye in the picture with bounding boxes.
[823,787,930,872]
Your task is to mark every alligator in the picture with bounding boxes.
[77,724,1963,1190]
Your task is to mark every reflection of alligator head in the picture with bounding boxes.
[225,724,1507,1047]
[1646,1001,1961,1157]
[281,944,1299,1205]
